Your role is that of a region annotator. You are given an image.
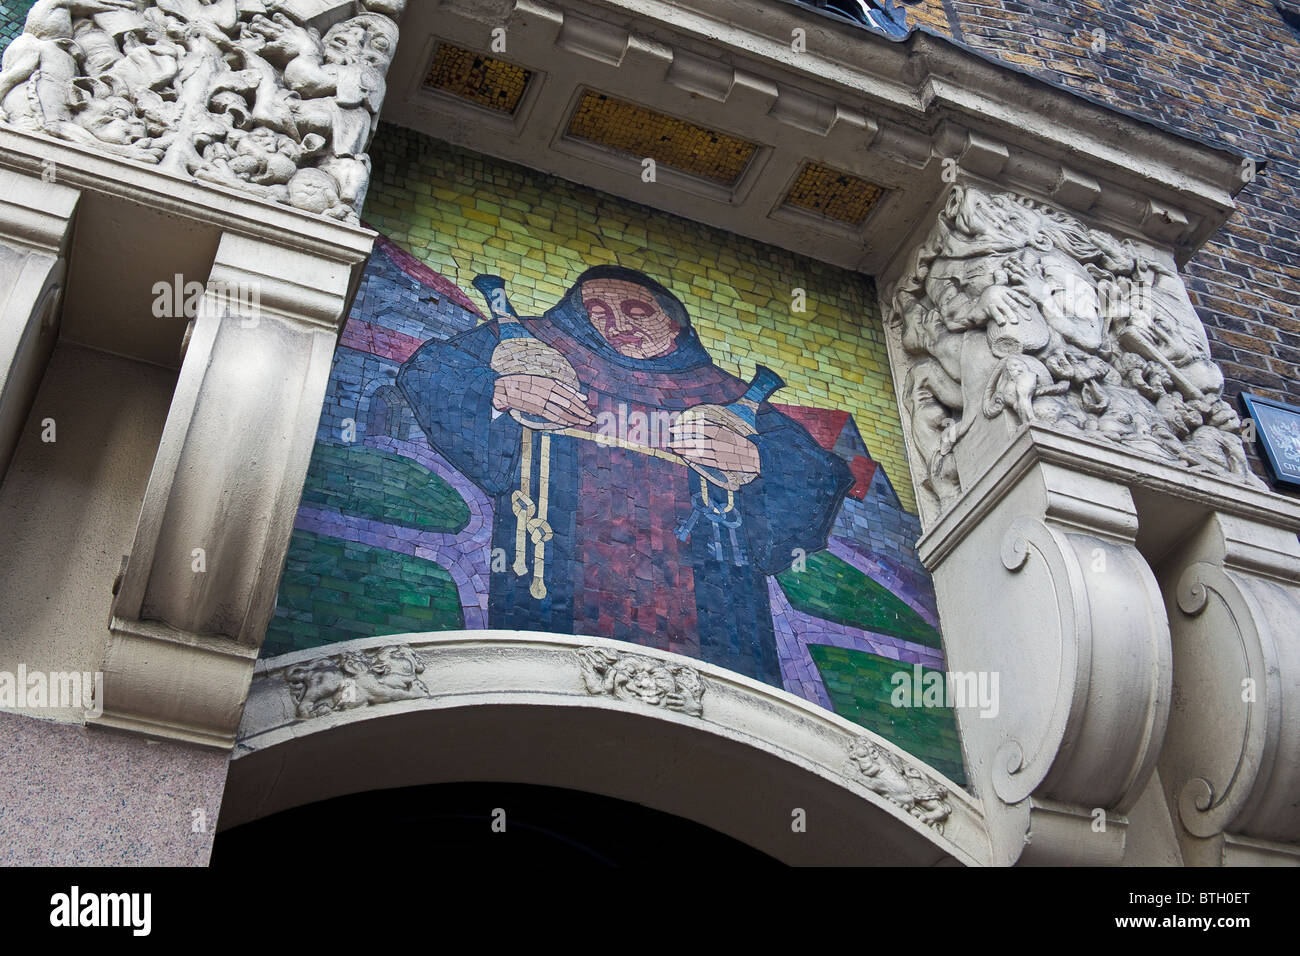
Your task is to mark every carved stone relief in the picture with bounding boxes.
[0,0,404,221]
[578,646,706,716]
[887,183,1261,514]
[282,642,430,718]
[847,737,952,830]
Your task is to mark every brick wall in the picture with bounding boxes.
[907,0,1300,492]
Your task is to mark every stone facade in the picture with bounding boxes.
[1,0,1298,869]
[908,0,1300,494]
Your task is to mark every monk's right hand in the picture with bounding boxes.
[492,374,596,427]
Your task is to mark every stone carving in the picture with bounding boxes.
[0,0,404,220]
[578,646,706,716]
[283,643,429,718]
[847,737,952,829]
[888,183,1262,512]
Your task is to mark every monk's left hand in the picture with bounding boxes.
[666,421,761,475]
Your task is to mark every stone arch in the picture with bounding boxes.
[220,631,988,865]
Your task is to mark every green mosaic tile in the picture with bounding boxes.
[777,550,941,647]
[264,529,463,656]
[301,443,469,533]
[809,644,966,785]
[0,1,36,53]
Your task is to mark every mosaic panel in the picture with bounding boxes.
[267,129,963,784]
[566,89,757,186]
[423,42,531,114]
[782,162,885,225]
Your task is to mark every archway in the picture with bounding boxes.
[219,631,987,866]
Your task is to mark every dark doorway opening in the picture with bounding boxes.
[212,781,780,867]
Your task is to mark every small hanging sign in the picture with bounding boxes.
[1240,392,1300,490]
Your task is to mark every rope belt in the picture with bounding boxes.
[508,425,747,601]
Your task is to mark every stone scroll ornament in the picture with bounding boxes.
[578,647,706,717]
[887,184,1263,513]
[282,643,430,718]
[0,0,404,221]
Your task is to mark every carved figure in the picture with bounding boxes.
[283,643,429,719]
[0,0,405,220]
[889,183,1262,512]
[578,647,706,716]
[847,738,952,828]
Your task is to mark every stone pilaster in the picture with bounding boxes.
[882,179,1299,865]
[97,233,352,748]
[0,167,79,482]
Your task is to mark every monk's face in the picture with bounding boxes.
[582,278,680,359]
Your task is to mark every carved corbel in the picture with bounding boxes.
[1155,512,1300,866]
[884,178,1300,866]
[884,181,1262,527]
[0,167,80,482]
[918,448,1169,865]
[95,231,354,748]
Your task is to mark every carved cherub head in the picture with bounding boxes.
[321,13,398,69]
[73,92,147,145]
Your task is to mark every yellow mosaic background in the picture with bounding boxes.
[566,90,757,186]
[783,162,885,224]
[424,43,531,113]
[363,127,917,513]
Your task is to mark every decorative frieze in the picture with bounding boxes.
[578,646,706,716]
[887,183,1260,518]
[847,737,952,830]
[282,643,431,718]
[0,0,404,220]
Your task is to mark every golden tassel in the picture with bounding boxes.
[527,433,553,600]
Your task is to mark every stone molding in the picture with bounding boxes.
[0,167,80,483]
[232,630,989,864]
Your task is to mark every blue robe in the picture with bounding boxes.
[398,266,852,686]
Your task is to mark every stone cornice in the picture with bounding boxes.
[919,425,1300,571]
[391,0,1252,276]
[0,128,375,268]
